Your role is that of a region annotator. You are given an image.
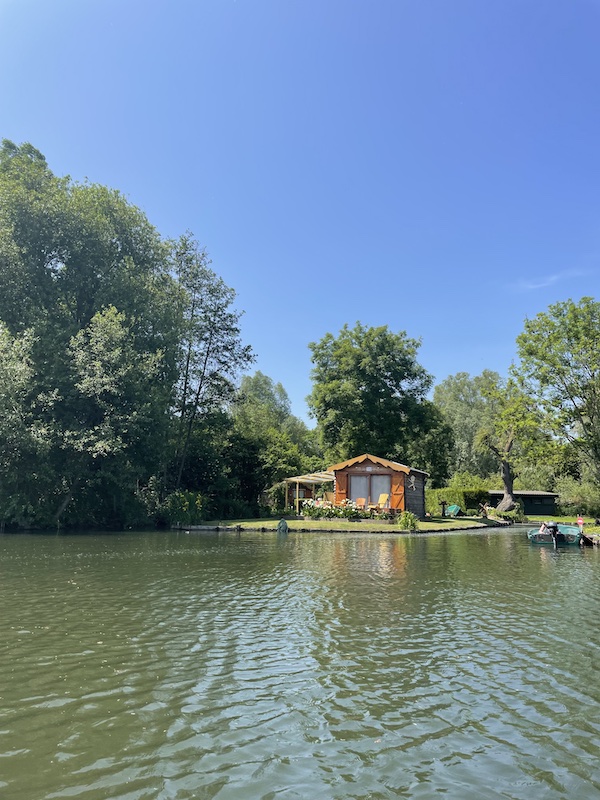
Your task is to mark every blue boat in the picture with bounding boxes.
[527,522,581,546]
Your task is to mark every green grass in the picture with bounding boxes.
[525,514,591,523]
[199,516,487,533]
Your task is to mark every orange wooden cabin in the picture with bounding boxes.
[328,454,428,518]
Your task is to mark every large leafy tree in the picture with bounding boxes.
[515,297,600,484]
[433,371,501,477]
[0,140,259,528]
[0,140,180,526]
[170,233,254,491]
[474,376,544,511]
[403,400,455,488]
[231,371,322,493]
[307,322,447,476]
[0,324,52,528]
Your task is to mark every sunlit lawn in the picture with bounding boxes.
[202,516,487,532]
[199,514,600,534]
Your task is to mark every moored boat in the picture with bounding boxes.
[527,522,582,546]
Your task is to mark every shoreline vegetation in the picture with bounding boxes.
[178,514,600,539]
[2,141,600,533]
[182,516,507,533]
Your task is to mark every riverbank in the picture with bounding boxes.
[182,516,500,534]
[181,514,600,541]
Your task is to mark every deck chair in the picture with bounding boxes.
[355,497,366,510]
[368,493,389,511]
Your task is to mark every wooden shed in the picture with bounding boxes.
[328,454,429,518]
[488,490,558,517]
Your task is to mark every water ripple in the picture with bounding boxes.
[2,530,600,798]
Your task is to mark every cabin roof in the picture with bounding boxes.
[327,453,429,476]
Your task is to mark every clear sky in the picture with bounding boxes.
[1,0,599,422]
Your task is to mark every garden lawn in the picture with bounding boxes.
[203,517,487,533]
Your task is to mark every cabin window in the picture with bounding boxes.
[349,475,368,502]
[371,475,391,505]
[349,474,391,505]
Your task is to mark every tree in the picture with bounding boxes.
[475,375,544,512]
[403,400,455,488]
[0,324,52,528]
[0,140,180,526]
[230,371,323,501]
[433,371,501,477]
[170,233,254,490]
[515,297,600,484]
[307,322,444,471]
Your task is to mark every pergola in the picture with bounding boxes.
[283,471,334,515]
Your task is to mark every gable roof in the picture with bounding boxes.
[327,453,429,476]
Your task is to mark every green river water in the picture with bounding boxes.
[1,528,600,799]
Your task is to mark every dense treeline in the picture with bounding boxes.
[0,141,319,529]
[2,141,600,528]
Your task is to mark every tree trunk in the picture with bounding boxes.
[496,459,517,512]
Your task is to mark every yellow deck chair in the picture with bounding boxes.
[369,493,389,511]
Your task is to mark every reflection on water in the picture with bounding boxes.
[1,529,600,799]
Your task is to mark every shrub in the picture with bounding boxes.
[164,490,205,526]
[488,499,525,523]
[426,486,490,516]
[555,477,600,517]
[397,511,419,531]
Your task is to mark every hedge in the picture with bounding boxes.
[426,488,489,516]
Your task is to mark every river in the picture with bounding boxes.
[1,528,600,799]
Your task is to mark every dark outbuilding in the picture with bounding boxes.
[487,490,558,516]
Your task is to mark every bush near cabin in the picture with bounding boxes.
[426,488,489,516]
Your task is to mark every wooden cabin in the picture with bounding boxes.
[328,454,429,518]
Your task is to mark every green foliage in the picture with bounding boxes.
[302,499,364,520]
[515,297,600,483]
[447,471,496,490]
[489,506,525,523]
[474,374,548,510]
[164,491,205,526]
[433,371,501,477]
[554,476,600,517]
[402,400,455,488]
[425,485,490,516]
[426,488,463,515]
[307,322,450,482]
[396,511,419,530]
[488,498,525,523]
[230,370,324,505]
[171,233,254,490]
[0,141,258,529]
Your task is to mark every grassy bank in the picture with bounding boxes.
[198,516,488,533]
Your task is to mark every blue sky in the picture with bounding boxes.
[1,0,599,421]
